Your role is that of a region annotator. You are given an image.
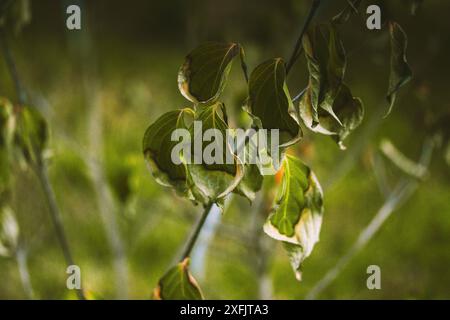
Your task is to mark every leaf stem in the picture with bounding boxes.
[180,202,214,261]
[285,0,321,75]
[35,163,86,300]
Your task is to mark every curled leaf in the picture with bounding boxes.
[301,24,347,126]
[178,42,240,104]
[299,84,364,149]
[153,258,204,300]
[143,108,194,197]
[263,155,323,280]
[385,22,412,117]
[186,102,243,204]
[244,58,301,148]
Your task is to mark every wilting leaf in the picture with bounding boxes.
[0,98,15,191]
[186,102,243,205]
[153,258,203,300]
[332,0,363,24]
[301,24,346,126]
[0,205,19,257]
[15,106,48,166]
[231,131,263,202]
[178,42,240,104]
[299,84,363,150]
[264,155,323,280]
[385,22,412,117]
[143,108,194,197]
[244,58,301,148]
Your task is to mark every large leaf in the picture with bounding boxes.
[0,205,19,257]
[263,155,323,280]
[385,22,412,117]
[178,42,241,104]
[143,108,194,197]
[153,258,204,300]
[244,58,301,148]
[186,102,243,205]
[15,106,47,166]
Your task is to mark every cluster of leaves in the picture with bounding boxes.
[143,1,413,300]
[0,97,48,257]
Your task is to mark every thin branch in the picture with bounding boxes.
[1,26,85,300]
[15,245,35,299]
[285,0,321,75]
[35,163,86,300]
[180,203,214,261]
[306,138,434,299]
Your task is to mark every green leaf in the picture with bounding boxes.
[263,155,323,280]
[301,24,346,126]
[332,0,363,25]
[178,42,240,104]
[143,108,194,197]
[186,102,243,204]
[153,258,204,300]
[385,22,412,117]
[15,106,48,166]
[0,98,15,192]
[234,163,263,203]
[244,58,301,147]
[0,205,19,257]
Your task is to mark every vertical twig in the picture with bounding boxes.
[35,163,86,300]
[180,203,214,261]
[285,0,321,75]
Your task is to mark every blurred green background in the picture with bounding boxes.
[0,0,449,299]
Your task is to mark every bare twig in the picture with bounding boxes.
[180,203,214,261]
[306,138,434,299]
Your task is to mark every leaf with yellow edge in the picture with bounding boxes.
[263,155,323,280]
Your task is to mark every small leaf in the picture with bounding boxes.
[15,106,48,166]
[186,102,243,204]
[153,258,204,300]
[178,42,240,104]
[244,58,301,148]
[385,22,412,117]
[143,108,194,197]
[263,155,323,280]
[0,205,19,257]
